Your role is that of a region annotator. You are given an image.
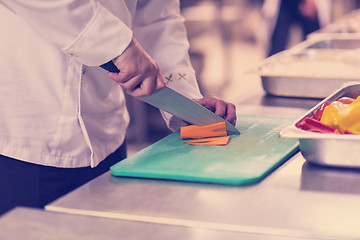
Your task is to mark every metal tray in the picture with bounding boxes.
[259,35,360,98]
[309,27,360,36]
[308,9,360,36]
[280,82,360,168]
[308,22,360,36]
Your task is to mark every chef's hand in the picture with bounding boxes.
[194,95,237,126]
[108,37,166,97]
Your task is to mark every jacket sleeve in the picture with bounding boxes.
[0,0,132,66]
[133,0,203,130]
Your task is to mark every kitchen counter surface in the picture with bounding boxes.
[2,207,309,240]
[44,90,360,239]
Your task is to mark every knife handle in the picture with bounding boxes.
[100,61,120,73]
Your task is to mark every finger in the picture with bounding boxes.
[214,100,227,118]
[108,72,118,80]
[118,74,143,91]
[131,74,156,97]
[194,97,216,112]
[199,97,227,120]
[155,72,166,90]
[108,71,132,83]
[224,103,237,126]
[131,72,166,97]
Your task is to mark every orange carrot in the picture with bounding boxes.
[180,122,227,139]
[184,136,230,145]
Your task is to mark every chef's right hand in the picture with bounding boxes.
[108,37,166,97]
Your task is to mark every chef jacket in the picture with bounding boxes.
[0,0,202,168]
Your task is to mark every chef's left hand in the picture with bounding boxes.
[193,95,237,126]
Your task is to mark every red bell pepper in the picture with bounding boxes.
[296,117,341,134]
[312,102,329,121]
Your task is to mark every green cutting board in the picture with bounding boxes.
[110,114,299,185]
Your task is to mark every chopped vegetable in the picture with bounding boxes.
[180,122,227,140]
[184,136,230,145]
[296,96,360,134]
[296,117,341,134]
[335,96,360,134]
[313,102,329,121]
[337,97,355,104]
[180,122,231,145]
[320,100,348,129]
[319,96,360,134]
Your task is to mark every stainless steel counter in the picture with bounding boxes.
[3,207,302,240]
[43,91,360,239]
[46,153,360,240]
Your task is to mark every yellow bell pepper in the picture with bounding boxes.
[320,101,348,130]
[320,96,360,134]
[338,96,360,134]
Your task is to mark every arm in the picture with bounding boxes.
[132,0,201,100]
[132,0,236,129]
[1,0,166,96]
[1,0,132,66]
[1,0,165,96]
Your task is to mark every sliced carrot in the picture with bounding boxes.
[184,136,230,146]
[180,122,227,139]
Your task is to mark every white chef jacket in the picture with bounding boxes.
[0,0,202,168]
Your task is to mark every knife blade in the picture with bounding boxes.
[100,61,240,135]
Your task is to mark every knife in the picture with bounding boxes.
[100,61,240,135]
